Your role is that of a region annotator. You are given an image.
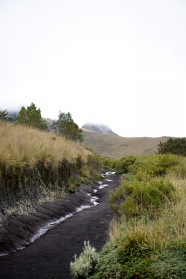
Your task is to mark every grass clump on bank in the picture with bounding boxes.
[70,241,99,279]
[88,154,186,278]
[0,122,101,223]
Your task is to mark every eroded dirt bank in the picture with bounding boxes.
[0,171,120,279]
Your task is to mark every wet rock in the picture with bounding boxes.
[0,171,119,259]
[2,218,34,242]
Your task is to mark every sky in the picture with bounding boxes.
[0,0,186,137]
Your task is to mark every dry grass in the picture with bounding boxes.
[0,122,91,167]
[82,130,169,158]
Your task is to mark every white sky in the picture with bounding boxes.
[0,0,186,137]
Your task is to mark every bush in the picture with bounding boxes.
[70,241,99,279]
[101,156,138,174]
[90,155,186,279]
[101,157,117,170]
[129,154,180,178]
[168,158,186,179]
[151,247,186,278]
[88,238,154,279]
[109,177,176,218]
[158,137,186,156]
[115,156,138,174]
[89,242,186,279]
[88,242,122,279]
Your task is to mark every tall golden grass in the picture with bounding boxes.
[0,122,91,167]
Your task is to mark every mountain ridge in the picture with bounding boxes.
[82,122,116,135]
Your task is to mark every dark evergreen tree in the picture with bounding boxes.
[16,103,47,130]
[0,109,8,121]
[0,109,14,122]
[54,111,83,142]
[158,137,186,156]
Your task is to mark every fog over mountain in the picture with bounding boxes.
[82,123,117,135]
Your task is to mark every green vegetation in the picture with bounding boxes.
[0,109,13,122]
[16,102,48,130]
[2,103,83,141]
[54,111,83,142]
[158,137,186,156]
[0,109,8,121]
[109,177,176,218]
[0,121,101,223]
[70,241,99,279]
[101,155,138,174]
[88,154,186,278]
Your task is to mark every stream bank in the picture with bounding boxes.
[0,171,120,279]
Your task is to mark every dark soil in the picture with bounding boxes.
[0,172,120,279]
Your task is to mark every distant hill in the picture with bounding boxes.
[82,130,169,158]
[82,123,116,135]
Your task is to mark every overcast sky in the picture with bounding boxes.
[0,0,186,137]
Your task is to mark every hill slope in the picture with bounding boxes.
[82,130,169,158]
[82,123,116,135]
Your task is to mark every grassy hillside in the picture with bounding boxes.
[1,122,89,167]
[82,130,169,158]
[0,122,101,223]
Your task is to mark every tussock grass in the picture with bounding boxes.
[0,122,90,167]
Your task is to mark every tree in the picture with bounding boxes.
[54,111,83,142]
[0,109,14,122]
[16,103,48,130]
[0,109,8,121]
[158,137,186,156]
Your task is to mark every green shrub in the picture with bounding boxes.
[70,241,99,279]
[151,247,186,278]
[101,157,117,170]
[89,242,186,279]
[158,137,186,156]
[129,154,180,178]
[101,156,138,174]
[89,239,154,279]
[121,173,135,182]
[168,159,186,179]
[88,242,122,279]
[115,156,138,174]
[109,177,176,217]
[90,154,186,279]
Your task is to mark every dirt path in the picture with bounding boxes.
[0,171,120,279]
